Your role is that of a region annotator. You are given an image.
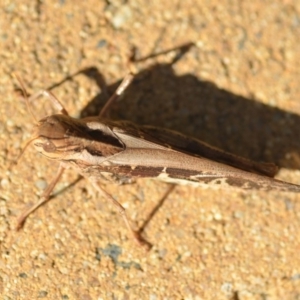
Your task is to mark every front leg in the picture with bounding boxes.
[16,163,66,230]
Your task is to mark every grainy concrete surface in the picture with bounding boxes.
[1,1,300,299]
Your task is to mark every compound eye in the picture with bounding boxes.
[34,139,56,152]
[42,139,56,152]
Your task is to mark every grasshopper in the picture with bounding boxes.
[15,72,300,249]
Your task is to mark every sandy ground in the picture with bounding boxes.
[1,1,300,299]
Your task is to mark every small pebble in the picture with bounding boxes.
[35,179,47,190]
[111,5,132,29]
[1,178,9,189]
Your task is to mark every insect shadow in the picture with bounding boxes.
[75,62,300,173]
